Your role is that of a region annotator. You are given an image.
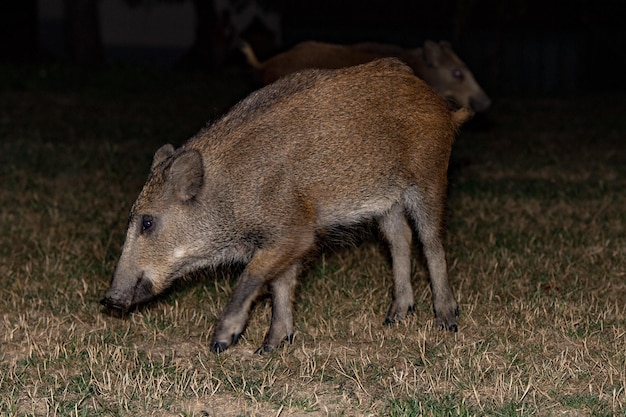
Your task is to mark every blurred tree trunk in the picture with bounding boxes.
[0,0,39,61]
[64,0,103,65]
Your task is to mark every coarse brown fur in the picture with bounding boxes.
[241,39,491,112]
[101,58,472,354]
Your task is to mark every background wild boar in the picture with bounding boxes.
[101,58,472,354]
[241,39,491,112]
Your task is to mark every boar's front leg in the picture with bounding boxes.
[210,268,265,353]
[255,262,300,355]
[210,232,314,353]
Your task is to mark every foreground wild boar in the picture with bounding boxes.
[101,58,472,354]
[241,39,491,112]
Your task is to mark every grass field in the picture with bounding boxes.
[0,64,624,416]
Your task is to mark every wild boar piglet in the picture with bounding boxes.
[101,58,472,354]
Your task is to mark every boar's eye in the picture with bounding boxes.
[452,68,464,81]
[141,215,154,233]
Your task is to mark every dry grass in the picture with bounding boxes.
[0,65,625,416]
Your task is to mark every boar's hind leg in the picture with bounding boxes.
[210,233,314,353]
[255,262,300,355]
[404,187,459,332]
[379,203,415,324]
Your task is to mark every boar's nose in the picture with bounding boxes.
[100,296,128,311]
[100,273,154,312]
[469,94,492,113]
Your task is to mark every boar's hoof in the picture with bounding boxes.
[210,333,241,353]
[254,334,295,355]
[383,317,394,326]
[437,320,458,332]
[383,304,415,326]
[436,305,460,332]
[254,345,274,355]
[211,341,229,353]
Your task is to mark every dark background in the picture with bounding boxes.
[1,0,625,95]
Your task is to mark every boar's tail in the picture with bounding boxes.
[239,40,264,69]
[451,107,474,129]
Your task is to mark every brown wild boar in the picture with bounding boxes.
[241,39,491,112]
[101,58,472,354]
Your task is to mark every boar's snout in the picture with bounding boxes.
[100,296,126,311]
[469,92,492,113]
[100,273,154,312]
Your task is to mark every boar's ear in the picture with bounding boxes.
[423,40,442,68]
[152,144,175,170]
[439,40,452,51]
[169,149,204,202]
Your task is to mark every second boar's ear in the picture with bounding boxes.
[152,144,175,170]
[169,149,204,202]
[423,40,442,68]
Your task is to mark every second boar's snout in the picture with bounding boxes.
[469,94,492,113]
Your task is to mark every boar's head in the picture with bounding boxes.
[412,40,491,113]
[101,144,208,312]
